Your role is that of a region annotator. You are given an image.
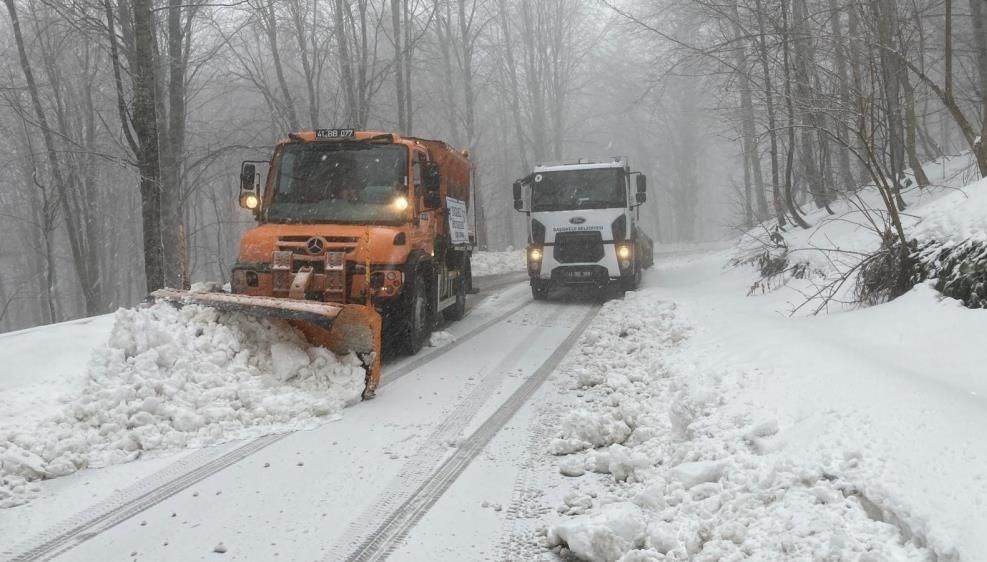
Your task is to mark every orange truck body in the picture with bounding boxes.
[155,130,474,399]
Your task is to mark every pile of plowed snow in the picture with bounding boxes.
[0,303,364,508]
[542,292,932,561]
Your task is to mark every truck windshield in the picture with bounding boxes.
[530,168,625,212]
[266,143,408,224]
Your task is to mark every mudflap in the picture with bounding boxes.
[151,289,383,400]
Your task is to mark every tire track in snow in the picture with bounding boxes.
[2,434,285,562]
[330,303,569,560]
[378,298,532,389]
[337,304,600,562]
[497,393,569,561]
[3,281,532,562]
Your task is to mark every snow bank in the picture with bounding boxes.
[0,303,365,508]
[470,248,525,277]
[910,178,987,307]
[543,291,934,561]
[911,176,987,246]
[733,154,987,310]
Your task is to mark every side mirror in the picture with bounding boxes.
[636,174,647,194]
[512,181,524,212]
[240,163,256,193]
[423,161,441,209]
[636,191,647,204]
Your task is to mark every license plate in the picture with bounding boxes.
[315,128,355,139]
[567,271,592,278]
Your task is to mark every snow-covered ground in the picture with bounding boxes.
[1,156,984,561]
[471,248,525,277]
[535,274,983,560]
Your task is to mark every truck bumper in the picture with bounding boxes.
[527,243,635,287]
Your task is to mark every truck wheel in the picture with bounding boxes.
[443,276,467,321]
[465,256,478,294]
[396,271,430,355]
[531,281,550,301]
[622,267,642,291]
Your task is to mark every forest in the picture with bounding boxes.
[0,0,984,331]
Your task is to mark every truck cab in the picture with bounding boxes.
[513,158,653,299]
[234,129,473,355]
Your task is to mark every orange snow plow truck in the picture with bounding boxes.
[154,129,474,399]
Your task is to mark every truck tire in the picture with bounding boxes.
[465,255,478,294]
[531,280,550,301]
[443,275,467,321]
[395,270,431,356]
[622,267,642,291]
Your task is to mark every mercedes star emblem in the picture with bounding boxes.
[306,237,325,254]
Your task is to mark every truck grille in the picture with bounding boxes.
[554,231,604,263]
[276,236,359,272]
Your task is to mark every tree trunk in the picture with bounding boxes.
[790,0,826,209]
[902,72,931,187]
[290,0,320,126]
[731,0,767,220]
[391,0,406,133]
[497,0,529,171]
[780,0,810,228]
[264,1,300,130]
[160,0,188,288]
[457,0,486,249]
[828,0,855,191]
[872,0,907,208]
[434,0,463,146]
[132,0,165,292]
[334,0,359,125]
[970,0,987,96]
[754,0,786,227]
[847,7,871,186]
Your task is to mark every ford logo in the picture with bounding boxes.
[569,217,586,225]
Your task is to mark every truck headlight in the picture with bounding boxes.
[617,244,632,260]
[527,245,543,276]
[240,192,259,210]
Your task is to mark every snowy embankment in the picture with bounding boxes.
[471,248,525,277]
[541,293,932,561]
[0,303,364,508]
[736,153,984,309]
[912,176,987,307]
[539,157,986,561]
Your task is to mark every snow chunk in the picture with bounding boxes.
[547,502,646,562]
[549,410,632,455]
[271,342,310,382]
[607,444,652,482]
[668,460,725,489]
[429,331,456,348]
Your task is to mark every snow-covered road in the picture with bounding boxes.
[3,241,985,561]
[2,274,604,561]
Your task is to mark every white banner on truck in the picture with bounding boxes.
[447,197,469,245]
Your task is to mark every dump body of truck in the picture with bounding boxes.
[512,158,653,299]
[156,130,474,398]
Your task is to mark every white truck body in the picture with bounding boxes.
[513,159,653,298]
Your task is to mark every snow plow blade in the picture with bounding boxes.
[151,289,382,399]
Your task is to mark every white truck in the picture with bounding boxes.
[512,158,654,299]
